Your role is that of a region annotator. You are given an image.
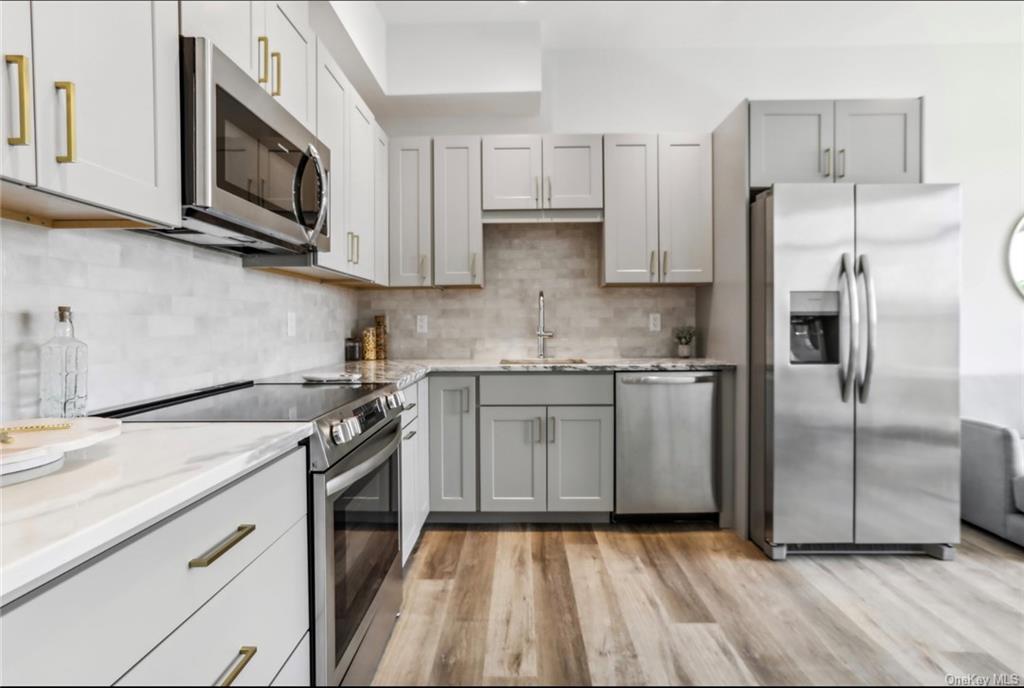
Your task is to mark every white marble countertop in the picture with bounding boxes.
[0,421,312,606]
[263,357,735,388]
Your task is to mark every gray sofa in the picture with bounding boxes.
[961,419,1024,546]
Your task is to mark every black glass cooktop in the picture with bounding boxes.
[114,383,386,422]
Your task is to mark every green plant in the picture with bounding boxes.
[673,325,697,345]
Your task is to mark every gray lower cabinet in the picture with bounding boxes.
[479,404,613,513]
[429,377,477,511]
[479,406,547,512]
[547,406,614,511]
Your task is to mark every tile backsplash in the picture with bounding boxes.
[1,220,357,420]
[357,223,696,360]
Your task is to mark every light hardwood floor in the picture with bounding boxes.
[373,523,1024,686]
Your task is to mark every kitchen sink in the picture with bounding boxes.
[499,358,588,365]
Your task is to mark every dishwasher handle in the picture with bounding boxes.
[620,374,715,385]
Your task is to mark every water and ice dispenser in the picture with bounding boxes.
[789,292,840,364]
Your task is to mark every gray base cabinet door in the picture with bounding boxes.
[547,406,614,511]
[429,377,477,511]
[480,406,547,512]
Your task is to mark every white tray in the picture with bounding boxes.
[1,417,122,478]
[302,371,363,383]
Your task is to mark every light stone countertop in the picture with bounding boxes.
[0,421,312,606]
[263,357,735,389]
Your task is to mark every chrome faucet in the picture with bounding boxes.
[537,291,554,358]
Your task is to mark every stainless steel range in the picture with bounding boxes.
[103,379,412,685]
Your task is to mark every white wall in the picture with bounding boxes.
[382,9,1024,433]
[386,22,541,96]
[329,0,389,89]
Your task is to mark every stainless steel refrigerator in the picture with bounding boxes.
[749,184,960,560]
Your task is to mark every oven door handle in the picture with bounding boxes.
[325,430,400,498]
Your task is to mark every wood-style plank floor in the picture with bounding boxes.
[372,523,1024,686]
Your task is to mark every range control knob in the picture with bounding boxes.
[385,392,404,410]
[330,416,361,444]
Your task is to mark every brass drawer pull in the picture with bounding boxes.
[257,36,269,84]
[5,54,30,145]
[188,524,255,568]
[54,81,76,163]
[221,646,257,686]
[271,52,282,96]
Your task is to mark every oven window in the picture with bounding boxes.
[215,87,321,227]
[332,451,398,664]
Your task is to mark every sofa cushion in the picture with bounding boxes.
[1015,474,1024,513]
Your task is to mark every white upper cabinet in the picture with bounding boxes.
[265,1,315,130]
[31,0,180,226]
[482,134,603,211]
[389,137,432,287]
[834,98,921,183]
[749,100,835,187]
[658,133,713,284]
[180,1,267,83]
[482,135,541,210]
[542,134,603,209]
[603,134,659,284]
[1,0,35,185]
[347,88,376,281]
[433,136,483,287]
[750,99,922,187]
[313,39,351,276]
[374,123,389,286]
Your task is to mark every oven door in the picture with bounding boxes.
[182,37,329,252]
[313,419,402,686]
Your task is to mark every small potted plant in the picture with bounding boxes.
[673,325,697,358]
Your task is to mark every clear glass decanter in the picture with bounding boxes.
[39,306,88,418]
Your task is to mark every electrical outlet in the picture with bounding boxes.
[287,312,296,337]
[416,314,428,334]
[648,313,661,332]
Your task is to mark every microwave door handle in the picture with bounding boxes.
[307,143,329,240]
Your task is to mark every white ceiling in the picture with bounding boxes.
[375,1,1020,49]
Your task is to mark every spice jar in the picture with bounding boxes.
[362,327,377,361]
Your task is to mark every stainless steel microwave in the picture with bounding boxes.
[155,37,330,255]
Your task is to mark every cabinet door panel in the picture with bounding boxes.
[603,134,659,284]
[180,1,264,82]
[417,380,431,528]
[433,136,482,286]
[749,100,834,187]
[347,92,375,280]
[480,406,547,512]
[314,40,352,275]
[32,0,180,226]
[543,134,603,209]
[658,133,713,284]
[374,124,389,285]
[429,377,477,512]
[1,0,35,184]
[401,416,420,564]
[547,406,613,512]
[266,1,314,130]
[482,134,541,210]
[834,98,921,183]
[389,137,432,286]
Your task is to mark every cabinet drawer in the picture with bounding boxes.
[0,446,306,686]
[272,632,311,686]
[479,374,613,406]
[118,518,309,686]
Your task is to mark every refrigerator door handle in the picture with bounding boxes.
[857,254,877,402]
[840,252,860,402]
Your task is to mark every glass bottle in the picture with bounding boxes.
[39,306,88,418]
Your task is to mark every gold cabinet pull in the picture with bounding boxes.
[662,250,669,278]
[221,646,257,686]
[271,52,282,96]
[5,55,29,145]
[54,81,75,163]
[257,36,269,84]
[188,524,255,568]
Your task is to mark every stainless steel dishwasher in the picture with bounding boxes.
[615,372,718,515]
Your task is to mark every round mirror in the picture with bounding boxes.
[1011,215,1024,298]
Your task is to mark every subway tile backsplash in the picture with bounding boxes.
[1,220,357,420]
[357,223,696,360]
